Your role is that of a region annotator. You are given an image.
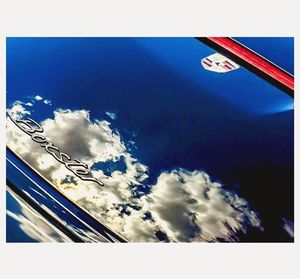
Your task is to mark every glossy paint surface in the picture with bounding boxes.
[7,149,123,242]
[233,37,294,75]
[7,189,72,243]
[6,38,294,242]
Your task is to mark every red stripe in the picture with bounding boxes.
[223,64,232,70]
[224,60,235,68]
[203,60,212,67]
[206,37,294,92]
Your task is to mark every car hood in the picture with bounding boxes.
[6,37,294,242]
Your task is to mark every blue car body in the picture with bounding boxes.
[6,37,294,242]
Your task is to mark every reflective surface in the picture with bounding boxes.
[7,149,123,242]
[233,37,294,74]
[7,188,72,242]
[7,38,294,242]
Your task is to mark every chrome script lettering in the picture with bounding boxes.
[8,115,104,186]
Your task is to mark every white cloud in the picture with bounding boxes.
[6,101,31,119]
[141,169,262,242]
[7,101,262,242]
[282,218,294,238]
[41,109,126,164]
[7,190,109,242]
[7,191,72,242]
[106,111,117,120]
[34,95,43,101]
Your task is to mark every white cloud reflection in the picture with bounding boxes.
[106,111,117,120]
[142,169,261,242]
[7,191,72,242]
[7,99,263,242]
[7,190,109,243]
[34,95,43,101]
[282,218,294,239]
[44,99,52,105]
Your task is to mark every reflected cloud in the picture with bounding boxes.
[106,111,117,120]
[7,189,109,242]
[282,218,294,238]
[34,95,43,101]
[142,169,262,242]
[7,191,72,242]
[7,97,263,242]
[44,99,52,105]
[7,101,31,119]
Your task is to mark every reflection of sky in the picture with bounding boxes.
[6,191,36,242]
[7,190,71,242]
[6,38,294,177]
[7,38,294,242]
[7,38,293,116]
[92,155,127,176]
[233,37,294,75]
